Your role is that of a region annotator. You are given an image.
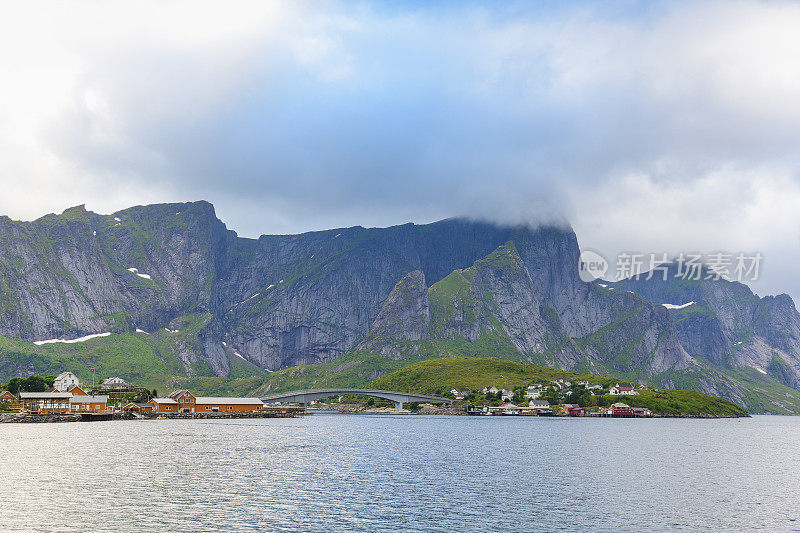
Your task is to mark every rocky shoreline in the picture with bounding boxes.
[1,407,305,423]
[1,413,82,423]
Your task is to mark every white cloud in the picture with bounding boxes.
[573,165,800,296]
[0,0,799,299]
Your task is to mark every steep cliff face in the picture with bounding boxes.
[353,243,698,386]
[0,202,231,341]
[509,229,697,375]
[0,205,528,371]
[612,267,800,390]
[329,243,578,377]
[356,270,431,358]
[214,220,526,369]
[424,242,577,364]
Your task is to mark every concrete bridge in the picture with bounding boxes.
[261,389,453,412]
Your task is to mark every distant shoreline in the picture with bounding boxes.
[306,404,749,419]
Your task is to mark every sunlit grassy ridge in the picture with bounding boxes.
[370,357,617,392]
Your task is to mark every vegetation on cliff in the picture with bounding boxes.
[0,313,266,395]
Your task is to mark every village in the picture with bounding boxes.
[0,372,302,421]
[455,379,653,417]
[1,372,658,421]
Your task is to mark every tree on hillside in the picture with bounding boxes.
[4,378,21,395]
[566,385,593,407]
[5,375,49,394]
[23,375,49,392]
[484,390,502,403]
[543,387,562,405]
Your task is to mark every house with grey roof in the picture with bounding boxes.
[529,400,551,410]
[53,372,80,392]
[69,395,109,412]
[101,377,129,389]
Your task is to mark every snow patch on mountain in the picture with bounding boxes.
[662,302,695,310]
[127,267,152,280]
[34,332,111,345]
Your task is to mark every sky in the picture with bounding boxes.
[0,0,799,299]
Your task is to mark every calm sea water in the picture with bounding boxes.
[1,414,799,532]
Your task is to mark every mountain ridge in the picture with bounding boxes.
[1,200,800,413]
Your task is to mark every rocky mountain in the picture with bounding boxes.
[0,202,531,376]
[1,201,800,412]
[612,265,800,389]
[295,242,752,409]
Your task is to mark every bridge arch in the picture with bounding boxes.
[261,389,452,412]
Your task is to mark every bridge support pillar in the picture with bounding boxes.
[395,401,404,412]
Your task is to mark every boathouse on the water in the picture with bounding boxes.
[610,402,634,416]
[163,390,265,413]
[149,397,179,412]
[69,395,109,412]
[19,392,73,413]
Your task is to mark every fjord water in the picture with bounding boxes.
[2,415,799,532]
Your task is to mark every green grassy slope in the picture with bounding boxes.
[370,356,616,392]
[599,389,748,417]
[255,350,411,394]
[254,334,529,396]
[0,313,266,395]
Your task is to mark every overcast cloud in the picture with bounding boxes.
[0,0,799,299]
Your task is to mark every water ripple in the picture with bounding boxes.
[1,415,799,531]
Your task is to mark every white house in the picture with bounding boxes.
[449,389,466,400]
[501,389,514,401]
[524,389,542,400]
[487,402,522,415]
[482,386,500,395]
[609,384,639,396]
[529,400,551,410]
[53,372,80,392]
[101,377,129,389]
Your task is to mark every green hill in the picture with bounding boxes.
[0,313,266,395]
[369,357,749,417]
[370,357,616,392]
